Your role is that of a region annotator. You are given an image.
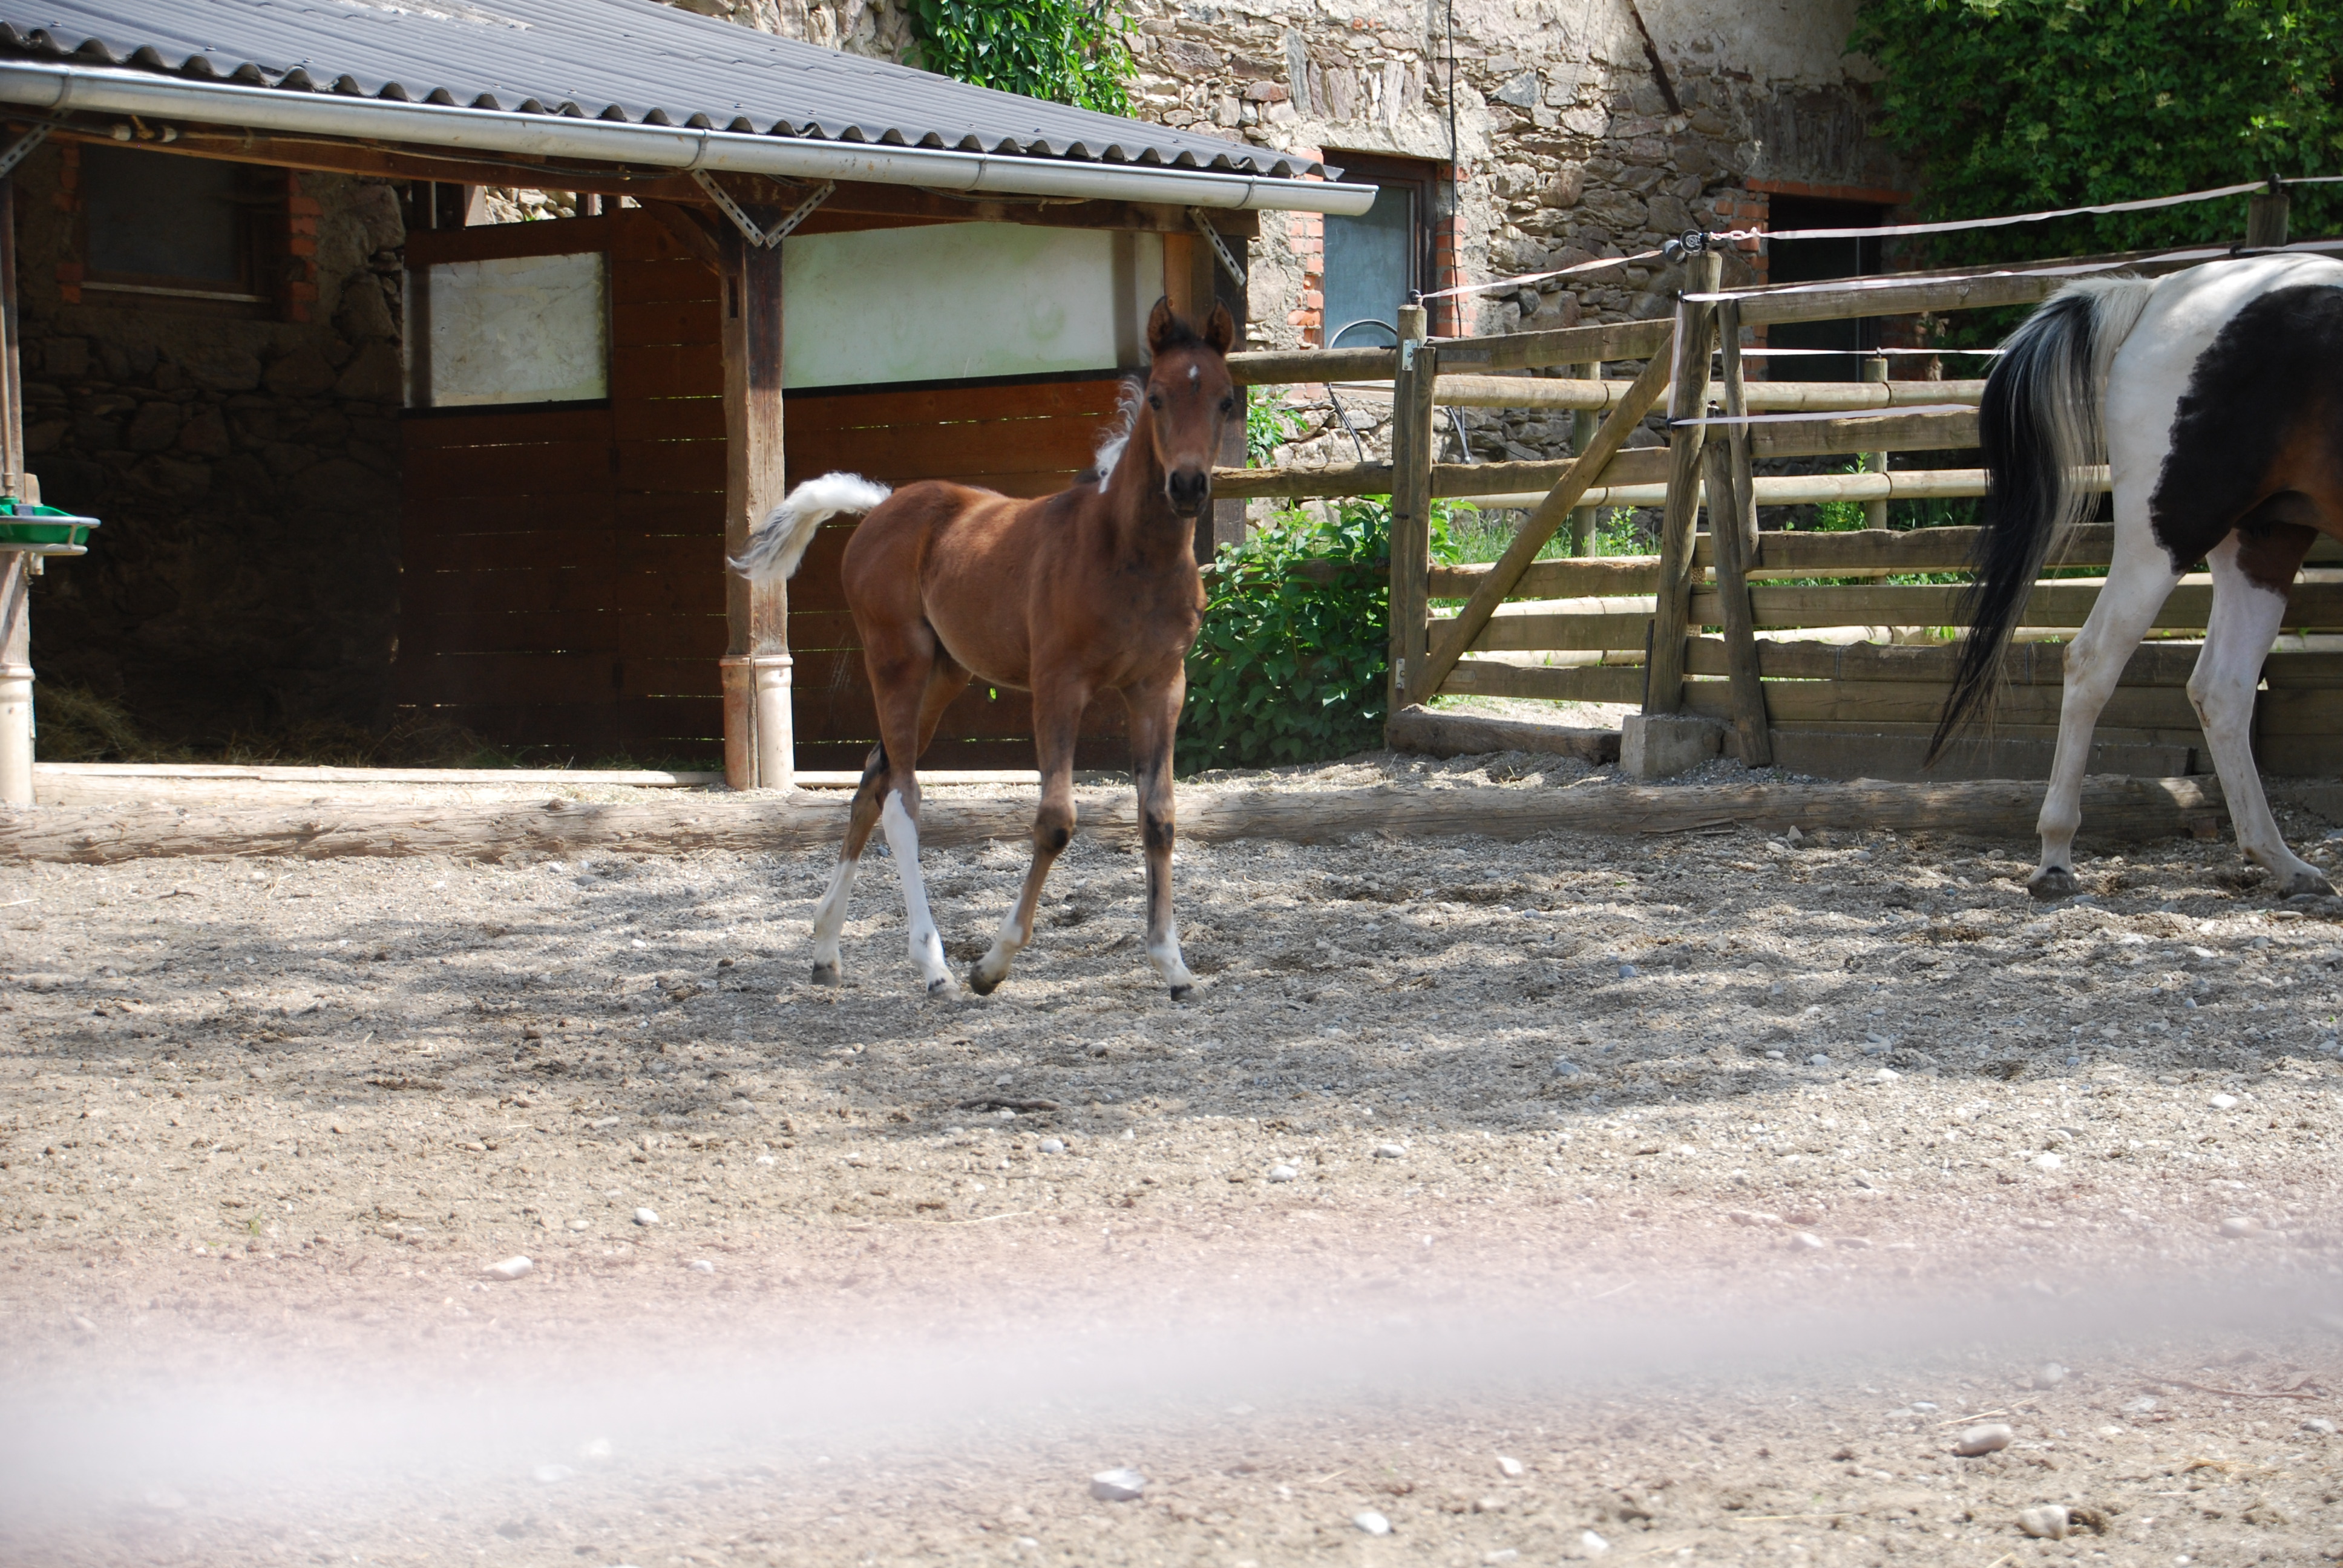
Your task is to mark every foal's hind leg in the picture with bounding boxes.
[971,681,1086,995]
[1129,673,1196,999]
[2031,529,2180,899]
[808,745,888,985]
[2191,529,2329,897]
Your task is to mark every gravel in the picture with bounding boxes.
[1088,1468,1146,1503]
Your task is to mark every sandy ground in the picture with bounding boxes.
[5,750,2343,1567]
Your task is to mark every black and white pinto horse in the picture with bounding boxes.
[1932,254,2343,900]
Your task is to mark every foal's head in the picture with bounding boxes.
[1139,297,1238,519]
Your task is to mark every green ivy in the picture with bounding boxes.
[908,1,1137,115]
[1179,500,1471,774]
[1850,0,2342,266]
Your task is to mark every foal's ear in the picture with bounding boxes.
[1145,295,1180,355]
[1202,302,1236,354]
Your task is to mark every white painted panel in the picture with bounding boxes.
[408,251,609,408]
[783,224,1161,390]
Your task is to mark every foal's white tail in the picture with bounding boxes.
[729,472,892,583]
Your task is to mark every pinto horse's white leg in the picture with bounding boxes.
[2192,535,2331,897]
[2032,528,2180,899]
[881,789,955,995]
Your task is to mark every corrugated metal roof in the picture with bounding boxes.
[0,0,1325,178]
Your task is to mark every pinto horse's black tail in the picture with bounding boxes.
[1927,277,2158,765]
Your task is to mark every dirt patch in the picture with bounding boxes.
[4,754,2342,1564]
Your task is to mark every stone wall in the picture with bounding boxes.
[20,142,408,748]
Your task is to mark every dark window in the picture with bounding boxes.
[1763,196,1886,381]
[1319,151,1439,350]
[80,146,277,307]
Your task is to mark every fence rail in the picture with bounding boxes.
[1224,219,2343,781]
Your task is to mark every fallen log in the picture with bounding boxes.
[0,774,2225,863]
[1386,704,1621,764]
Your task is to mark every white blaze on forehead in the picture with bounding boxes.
[1188,364,1200,383]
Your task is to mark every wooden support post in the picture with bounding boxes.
[2247,185,2290,247]
[1640,250,1721,717]
[1861,354,1890,529]
[1705,301,1771,767]
[717,229,792,792]
[1567,362,1599,556]
[0,176,33,807]
[1386,302,1437,722]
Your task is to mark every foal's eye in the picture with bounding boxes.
[1219,396,1236,415]
[1148,394,1165,410]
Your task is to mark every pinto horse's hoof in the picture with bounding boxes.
[2282,871,2337,900]
[1168,983,1193,1002]
[926,975,958,998]
[810,961,842,986]
[2027,866,2081,902]
[968,964,1003,997]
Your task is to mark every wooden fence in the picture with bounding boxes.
[1216,238,2343,781]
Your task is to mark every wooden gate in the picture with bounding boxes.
[1217,233,2343,782]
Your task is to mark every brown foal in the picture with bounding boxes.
[733,298,1238,998]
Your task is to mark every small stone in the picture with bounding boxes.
[1790,1231,1826,1251]
[1089,1468,1146,1502]
[1764,1049,1785,1060]
[1873,1067,1901,1082]
[566,1219,589,1232]
[2301,1416,2337,1436]
[2218,1215,2263,1239]
[2209,1093,2239,1110]
[531,1463,575,1485]
[1579,1529,1611,1557]
[634,1207,660,1226]
[1552,1058,1582,1077]
[1374,1143,1406,1159]
[2017,1504,2070,1540]
[1807,1054,1830,1067]
[1268,1164,1299,1182]
[1727,1209,1781,1226]
[1955,1422,2014,1456]
[688,1259,715,1274]
[2121,1396,2158,1415]
[2032,1152,2063,1171]
[1617,963,1640,979]
[2031,1362,2068,1389]
[1496,1454,1525,1478]
[1039,1138,1066,1155]
[485,1256,534,1281]
[1353,1510,1392,1535]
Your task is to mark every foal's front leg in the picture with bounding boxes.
[971,684,1084,995]
[1130,674,1196,999]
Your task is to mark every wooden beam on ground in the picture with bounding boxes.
[718,228,793,790]
[1409,336,1678,703]
[1642,252,1723,715]
[1386,704,1620,763]
[0,774,2230,863]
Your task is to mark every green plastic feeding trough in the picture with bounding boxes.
[0,500,100,550]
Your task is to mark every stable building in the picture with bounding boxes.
[0,0,1371,801]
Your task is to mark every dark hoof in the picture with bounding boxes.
[1168,983,1193,1002]
[926,976,957,997]
[2027,866,2080,903]
[809,961,841,986]
[968,964,1001,998]
[2282,871,2337,899]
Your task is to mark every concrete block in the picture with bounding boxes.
[1621,713,1726,779]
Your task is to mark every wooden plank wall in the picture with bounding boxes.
[782,376,1136,773]
[402,213,1142,772]
[399,212,726,762]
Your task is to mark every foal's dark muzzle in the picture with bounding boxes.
[1167,469,1211,518]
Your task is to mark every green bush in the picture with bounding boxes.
[1852,0,2342,265]
[907,1,1137,114]
[1179,499,1470,773]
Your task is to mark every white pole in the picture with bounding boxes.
[0,550,31,806]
